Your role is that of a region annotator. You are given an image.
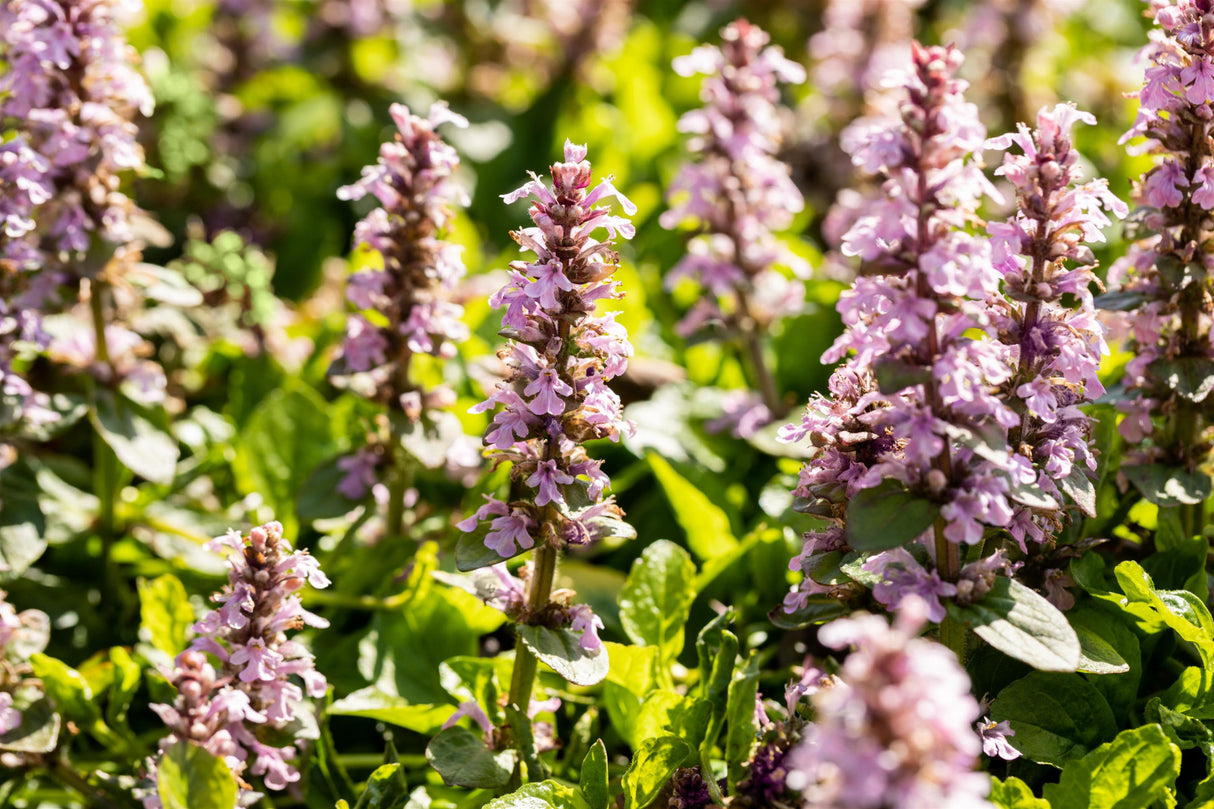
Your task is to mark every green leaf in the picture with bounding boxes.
[648,454,737,561]
[424,726,514,789]
[950,578,1080,672]
[233,387,337,537]
[1042,725,1181,809]
[138,575,195,657]
[991,672,1118,767]
[0,459,46,577]
[1066,604,1141,721]
[483,780,591,809]
[156,741,239,809]
[30,653,98,724]
[620,735,692,809]
[351,763,410,809]
[619,540,695,664]
[768,595,851,629]
[1114,561,1214,667]
[106,646,142,732]
[0,693,59,753]
[1146,698,1214,752]
[632,692,711,752]
[725,655,760,787]
[1163,667,1214,719]
[580,740,609,809]
[517,625,609,687]
[455,529,527,572]
[844,479,940,551]
[989,776,1049,809]
[1058,466,1098,518]
[92,389,178,484]
[1074,624,1130,675]
[1150,356,1214,403]
[1124,464,1212,507]
[328,687,452,734]
[696,614,737,749]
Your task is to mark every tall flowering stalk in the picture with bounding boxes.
[335,102,471,536]
[145,521,330,803]
[460,141,634,734]
[660,19,806,431]
[986,104,1126,558]
[1110,0,1214,541]
[781,43,1018,652]
[785,600,992,808]
[0,0,158,543]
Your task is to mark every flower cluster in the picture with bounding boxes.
[785,602,991,809]
[458,141,633,653]
[781,43,1024,615]
[0,0,153,273]
[442,691,562,753]
[146,521,330,800]
[660,18,806,432]
[1108,0,1214,481]
[460,141,634,554]
[334,102,472,498]
[0,591,50,739]
[985,104,1126,546]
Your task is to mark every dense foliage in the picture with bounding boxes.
[0,0,1212,807]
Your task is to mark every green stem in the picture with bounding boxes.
[385,448,413,547]
[506,542,558,754]
[88,285,121,616]
[934,521,965,660]
[735,285,782,418]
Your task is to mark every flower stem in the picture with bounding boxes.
[735,288,782,416]
[506,541,558,753]
[385,448,412,546]
[88,283,120,595]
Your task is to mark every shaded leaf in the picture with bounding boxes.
[425,726,514,789]
[517,625,609,687]
[1124,464,1211,508]
[950,578,1080,672]
[991,672,1118,767]
[92,389,177,484]
[844,479,939,551]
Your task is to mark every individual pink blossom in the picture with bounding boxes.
[977,717,1021,761]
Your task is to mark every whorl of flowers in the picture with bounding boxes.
[146,521,330,801]
[459,141,635,559]
[0,0,153,272]
[334,102,471,497]
[660,19,808,402]
[0,591,50,738]
[986,104,1126,546]
[785,601,992,809]
[780,43,1024,617]
[1109,0,1214,479]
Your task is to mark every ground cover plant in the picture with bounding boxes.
[1,0,1214,807]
